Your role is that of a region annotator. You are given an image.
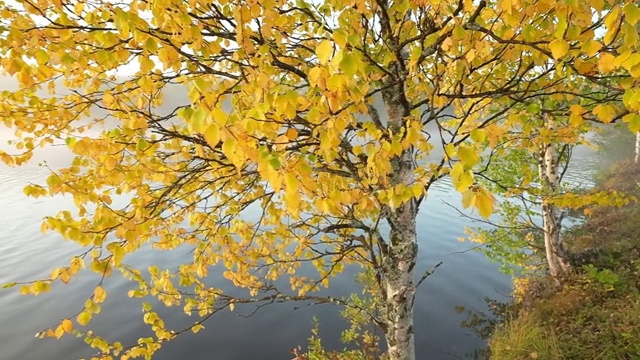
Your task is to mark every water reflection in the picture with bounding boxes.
[0,158,515,359]
[0,142,600,359]
[456,296,515,359]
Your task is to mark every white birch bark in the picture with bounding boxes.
[635,131,639,165]
[539,115,572,281]
[380,69,417,360]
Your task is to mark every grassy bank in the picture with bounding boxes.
[490,161,640,360]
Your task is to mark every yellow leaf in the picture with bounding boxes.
[569,104,583,127]
[33,281,51,295]
[593,104,617,123]
[61,319,73,333]
[103,92,115,107]
[285,128,298,140]
[2,282,17,289]
[104,156,117,171]
[308,67,325,89]
[203,123,220,147]
[623,113,640,133]
[340,53,359,76]
[620,53,640,71]
[222,136,238,162]
[139,57,155,73]
[574,58,596,75]
[597,53,616,73]
[580,40,602,58]
[410,183,424,198]
[450,163,474,191]
[192,324,204,334]
[461,189,475,209]
[316,40,333,65]
[470,129,486,143]
[54,325,64,339]
[475,187,495,219]
[59,270,71,284]
[623,22,639,48]
[93,285,107,303]
[549,39,570,60]
[210,108,228,126]
[457,145,479,168]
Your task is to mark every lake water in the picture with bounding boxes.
[0,139,597,359]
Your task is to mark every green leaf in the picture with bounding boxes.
[269,157,281,170]
[554,17,567,39]
[191,108,207,133]
[527,103,541,114]
[136,138,149,152]
[340,53,358,76]
[2,282,17,289]
[144,37,157,53]
[624,3,640,26]
[77,311,92,326]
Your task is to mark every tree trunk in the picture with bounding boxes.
[382,206,418,360]
[635,131,639,165]
[539,115,572,281]
[380,67,418,360]
[541,201,571,279]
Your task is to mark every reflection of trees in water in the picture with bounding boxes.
[455,297,514,359]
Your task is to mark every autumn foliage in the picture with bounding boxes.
[1,0,640,359]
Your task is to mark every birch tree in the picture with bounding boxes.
[469,87,636,282]
[1,0,640,359]
[465,101,585,280]
[537,113,573,279]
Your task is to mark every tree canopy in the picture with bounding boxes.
[1,0,640,359]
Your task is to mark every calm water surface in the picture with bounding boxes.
[0,143,596,360]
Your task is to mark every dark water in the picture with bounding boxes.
[0,138,597,360]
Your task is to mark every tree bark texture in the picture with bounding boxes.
[380,69,417,360]
[635,131,639,165]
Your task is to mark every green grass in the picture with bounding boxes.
[490,311,562,360]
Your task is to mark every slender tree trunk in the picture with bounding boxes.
[541,201,571,279]
[382,199,418,360]
[380,69,417,360]
[635,131,639,165]
[539,115,572,281]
